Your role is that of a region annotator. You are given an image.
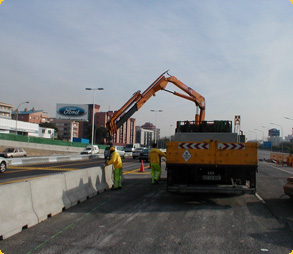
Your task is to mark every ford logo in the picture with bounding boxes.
[57,106,86,117]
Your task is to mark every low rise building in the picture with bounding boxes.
[0,102,14,119]
[12,107,50,124]
[0,118,54,138]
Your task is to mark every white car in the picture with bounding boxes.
[81,145,99,155]
[0,158,8,173]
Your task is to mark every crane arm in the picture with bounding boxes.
[106,71,205,140]
[106,71,169,138]
[165,75,205,122]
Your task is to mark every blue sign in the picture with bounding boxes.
[263,141,272,148]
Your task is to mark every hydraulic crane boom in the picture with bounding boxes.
[106,71,205,140]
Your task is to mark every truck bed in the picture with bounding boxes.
[166,140,258,194]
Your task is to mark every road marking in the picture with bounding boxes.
[7,166,78,173]
[255,193,266,204]
[0,176,48,185]
[267,164,293,175]
[123,166,150,175]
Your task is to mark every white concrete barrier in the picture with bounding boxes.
[28,174,71,222]
[0,182,38,239]
[63,170,90,206]
[87,166,108,194]
[0,167,110,239]
[104,165,114,189]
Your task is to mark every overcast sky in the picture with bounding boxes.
[1,0,293,139]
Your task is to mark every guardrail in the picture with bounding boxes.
[7,153,104,166]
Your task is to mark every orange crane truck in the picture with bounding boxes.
[106,71,258,194]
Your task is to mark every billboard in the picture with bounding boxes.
[268,128,280,137]
[56,104,88,121]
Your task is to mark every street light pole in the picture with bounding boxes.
[150,109,163,144]
[86,88,104,154]
[285,117,293,136]
[15,101,29,135]
[270,122,283,151]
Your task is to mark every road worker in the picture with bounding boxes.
[106,146,123,190]
[148,143,166,184]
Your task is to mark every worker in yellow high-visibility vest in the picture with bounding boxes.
[106,146,123,189]
[148,143,166,184]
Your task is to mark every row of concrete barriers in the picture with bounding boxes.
[0,165,114,240]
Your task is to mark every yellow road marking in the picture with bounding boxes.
[0,175,49,185]
[123,166,151,175]
[7,166,78,173]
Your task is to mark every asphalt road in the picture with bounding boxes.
[0,156,293,254]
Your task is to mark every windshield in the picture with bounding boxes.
[3,148,14,153]
[125,144,133,148]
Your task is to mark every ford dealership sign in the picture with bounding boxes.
[56,104,88,120]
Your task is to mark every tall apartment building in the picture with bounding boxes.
[51,119,79,141]
[140,122,160,141]
[76,105,136,145]
[135,126,154,147]
[95,111,136,145]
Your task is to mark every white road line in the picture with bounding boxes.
[255,193,266,204]
[267,164,293,175]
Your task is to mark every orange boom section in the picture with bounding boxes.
[106,70,205,140]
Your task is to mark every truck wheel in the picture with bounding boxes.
[0,161,6,173]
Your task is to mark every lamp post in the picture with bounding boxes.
[150,109,163,144]
[15,101,29,135]
[85,88,104,154]
[270,122,283,151]
[285,117,293,136]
